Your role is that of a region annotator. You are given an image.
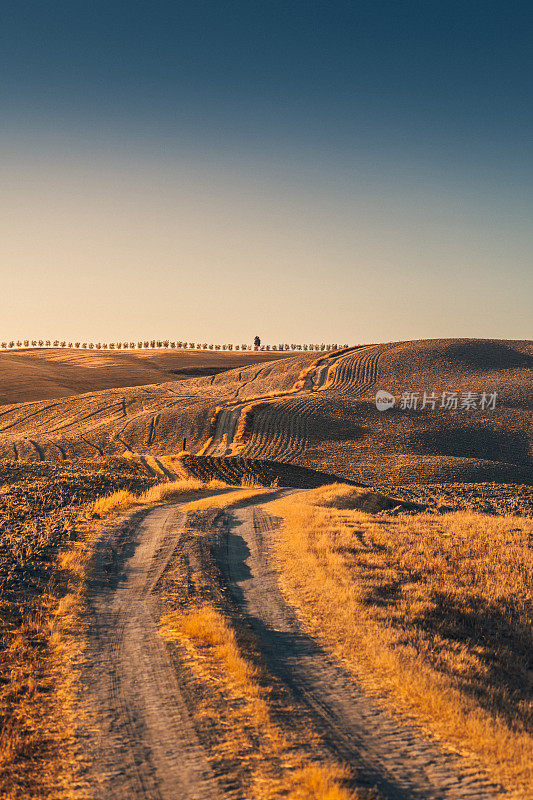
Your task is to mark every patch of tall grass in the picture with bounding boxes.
[91,478,232,518]
[267,490,533,796]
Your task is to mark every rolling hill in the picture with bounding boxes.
[0,347,293,405]
[0,339,530,485]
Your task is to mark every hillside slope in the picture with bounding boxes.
[0,339,530,485]
[0,348,293,405]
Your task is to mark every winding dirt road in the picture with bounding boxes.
[76,493,501,800]
[77,505,219,800]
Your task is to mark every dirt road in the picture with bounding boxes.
[77,494,501,799]
[77,505,219,800]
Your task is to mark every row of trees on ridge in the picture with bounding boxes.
[0,340,348,352]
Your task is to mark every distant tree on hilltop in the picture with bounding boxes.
[254,335,261,348]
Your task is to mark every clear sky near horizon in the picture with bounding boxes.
[1,1,531,345]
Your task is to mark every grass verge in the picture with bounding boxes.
[267,485,533,797]
[185,486,271,512]
[91,477,231,518]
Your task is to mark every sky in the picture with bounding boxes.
[1,0,532,345]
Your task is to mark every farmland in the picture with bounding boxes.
[0,338,530,487]
[0,337,531,799]
[0,458,158,798]
[0,347,294,406]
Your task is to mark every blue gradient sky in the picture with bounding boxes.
[1,1,531,344]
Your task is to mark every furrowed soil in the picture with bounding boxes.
[0,339,530,485]
[0,348,294,406]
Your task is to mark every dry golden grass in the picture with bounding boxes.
[287,767,362,800]
[302,483,405,512]
[91,488,137,517]
[91,478,234,518]
[161,605,261,696]
[239,473,268,488]
[196,436,213,456]
[162,452,193,478]
[140,478,229,503]
[0,617,77,800]
[268,487,533,796]
[160,602,361,800]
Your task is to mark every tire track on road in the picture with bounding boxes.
[78,506,220,800]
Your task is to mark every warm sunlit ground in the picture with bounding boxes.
[267,485,533,796]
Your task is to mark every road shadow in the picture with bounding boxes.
[215,512,440,800]
[85,507,153,594]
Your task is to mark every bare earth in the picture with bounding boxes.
[77,494,501,799]
[0,339,530,485]
[0,348,292,406]
[77,505,219,800]
[2,339,531,799]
